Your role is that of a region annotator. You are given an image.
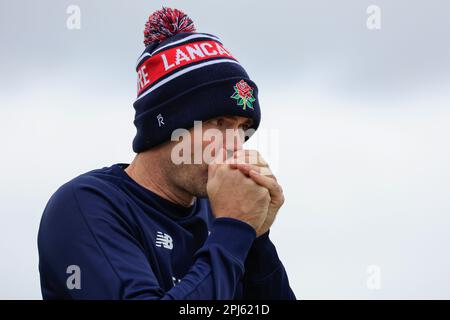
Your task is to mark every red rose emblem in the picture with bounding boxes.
[231,79,256,110]
[236,80,252,99]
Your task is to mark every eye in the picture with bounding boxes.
[208,118,224,127]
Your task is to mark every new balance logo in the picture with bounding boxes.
[155,231,173,250]
[172,276,181,287]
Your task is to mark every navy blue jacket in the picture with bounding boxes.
[38,164,296,300]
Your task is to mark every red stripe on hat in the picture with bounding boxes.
[137,40,237,96]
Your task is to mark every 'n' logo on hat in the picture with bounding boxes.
[231,80,255,110]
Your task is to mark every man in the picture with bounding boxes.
[38,7,296,300]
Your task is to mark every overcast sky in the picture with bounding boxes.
[1,0,450,299]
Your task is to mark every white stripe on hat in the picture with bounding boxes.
[135,53,151,68]
[135,33,221,68]
[135,58,240,102]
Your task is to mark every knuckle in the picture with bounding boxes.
[269,180,277,190]
[275,182,283,193]
[218,165,230,175]
[279,193,285,205]
[259,187,269,198]
[245,178,257,188]
[243,179,253,188]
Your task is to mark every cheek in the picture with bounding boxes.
[201,163,209,176]
[202,138,225,158]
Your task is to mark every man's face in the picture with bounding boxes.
[167,116,253,198]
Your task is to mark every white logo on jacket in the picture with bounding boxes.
[155,231,173,250]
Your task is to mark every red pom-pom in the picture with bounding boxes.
[143,7,196,46]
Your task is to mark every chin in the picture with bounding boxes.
[192,173,209,198]
[195,190,208,198]
[194,178,208,198]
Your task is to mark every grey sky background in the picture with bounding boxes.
[1,0,449,299]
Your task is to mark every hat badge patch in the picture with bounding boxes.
[231,80,256,110]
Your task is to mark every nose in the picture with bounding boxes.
[225,128,245,154]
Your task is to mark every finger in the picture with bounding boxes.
[236,150,266,166]
[249,169,283,202]
[232,163,276,180]
[229,163,253,176]
[232,149,267,166]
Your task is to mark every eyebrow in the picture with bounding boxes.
[223,116,253,127]
[243,119,253,127]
